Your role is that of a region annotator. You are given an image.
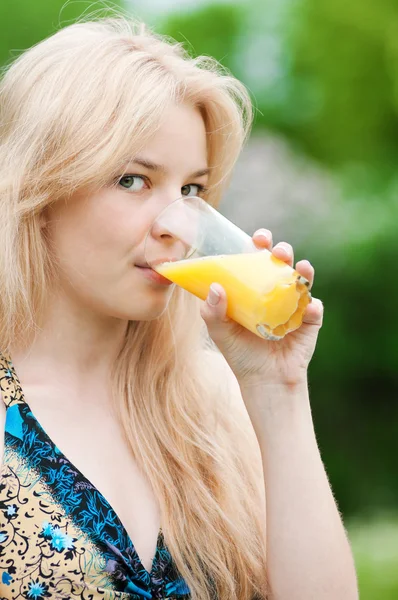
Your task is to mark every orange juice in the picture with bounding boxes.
[156,251,311,340]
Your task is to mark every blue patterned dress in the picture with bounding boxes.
[0,352,191,599]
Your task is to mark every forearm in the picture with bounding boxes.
[241,380,358,600]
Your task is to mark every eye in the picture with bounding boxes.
[118,175,147,192]
[181,184,207,197]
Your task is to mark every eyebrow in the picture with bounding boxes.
[130,157,210,179]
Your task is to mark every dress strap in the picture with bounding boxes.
[0,351,26,409]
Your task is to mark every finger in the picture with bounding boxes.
[200,283,230,324]
[252,228,273,250]
[295,259,315,289]
[303,297,323,326]
[200,283,240,349]
[272,242,294,267]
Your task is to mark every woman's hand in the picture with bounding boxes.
[200,229,324,389]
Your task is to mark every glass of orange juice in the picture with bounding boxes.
[144,196,311,340]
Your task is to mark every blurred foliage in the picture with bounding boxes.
[0,1,123,67]
[286,0,398,173]
[349,517,398,599]
[161,0,398,187]
[308,227,398,515]
[163,3,245,75]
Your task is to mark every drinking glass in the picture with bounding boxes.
[144,196,311,340]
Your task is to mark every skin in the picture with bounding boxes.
[20,102,211,383]
[0,102,358,597]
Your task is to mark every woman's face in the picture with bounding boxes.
[44,103,209,321]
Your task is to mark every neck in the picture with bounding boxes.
[9,289,129,393]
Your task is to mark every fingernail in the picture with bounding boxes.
[276,243,290,255]
[256,229,270,240]
[208,285,220,306]
[256,235,269,244]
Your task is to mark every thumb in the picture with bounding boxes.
[200,283,239,347]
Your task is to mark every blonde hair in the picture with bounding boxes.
[0,13,267,600]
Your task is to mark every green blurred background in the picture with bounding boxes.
[1,1,397,597]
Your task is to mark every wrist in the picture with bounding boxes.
[239,377,311,437]
[238,373,309,394]
[239,379,310,413]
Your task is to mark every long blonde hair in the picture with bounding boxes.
[0,13,267,600]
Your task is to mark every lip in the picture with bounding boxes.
[135,257,179,268]
[135,265,173,286]
[150,257,180,268]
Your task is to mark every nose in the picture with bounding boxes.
[145,196,201,266]
[151,220,175,243]
[149,215,190,263]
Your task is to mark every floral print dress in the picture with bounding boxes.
[0,352,191,600]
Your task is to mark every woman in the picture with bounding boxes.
[0,15,358,600]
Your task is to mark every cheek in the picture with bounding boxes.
[49,199,136,279]
[44,197,174,319]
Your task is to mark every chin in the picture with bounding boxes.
[134,305,169,321]
[118,294,172,322]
